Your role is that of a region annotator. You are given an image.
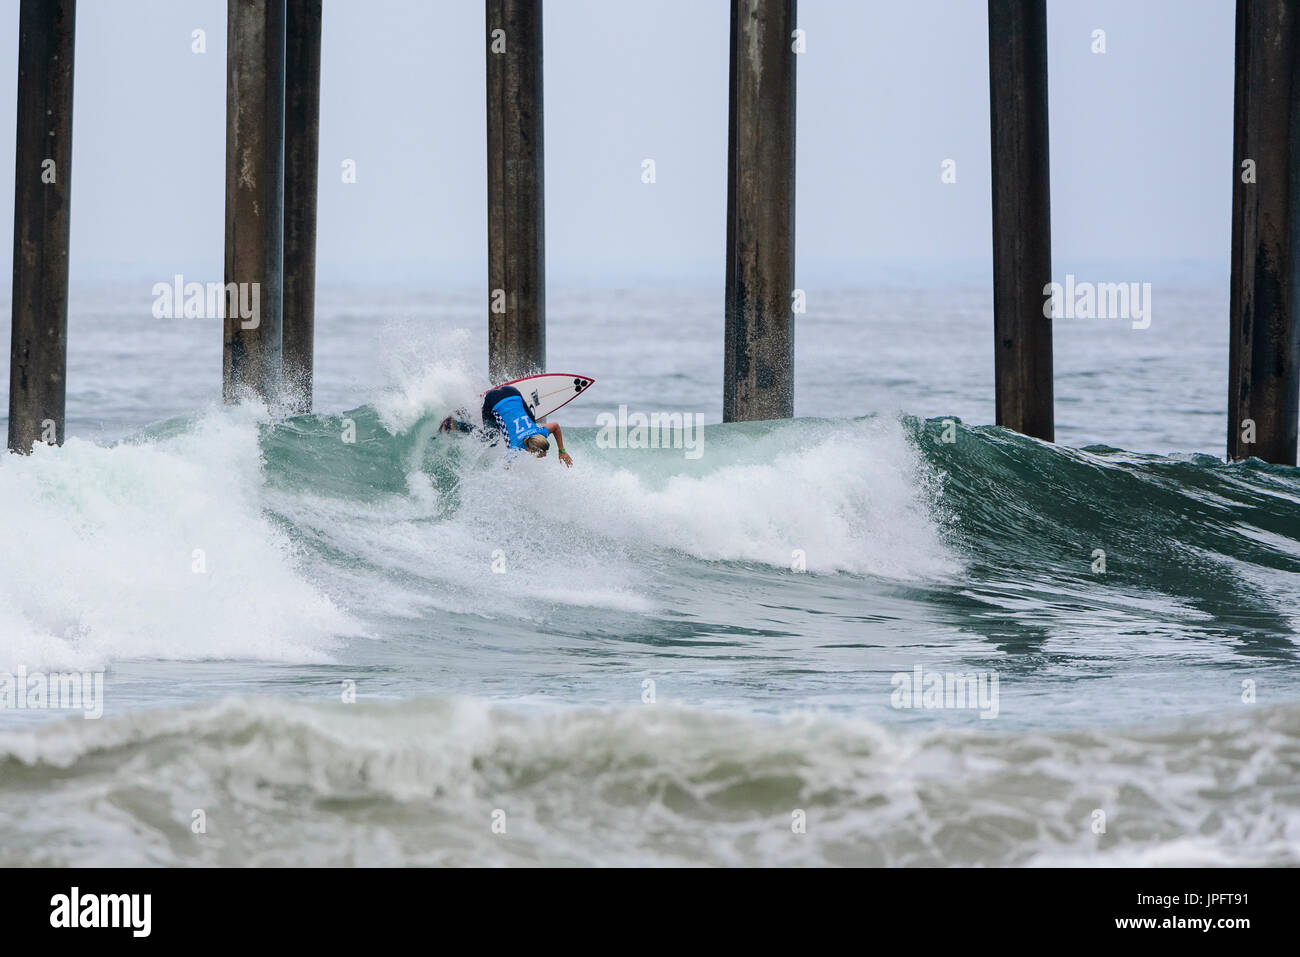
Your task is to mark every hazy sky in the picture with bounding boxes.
[0,0,1234,283]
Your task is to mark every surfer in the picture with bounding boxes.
[440,385,573,466]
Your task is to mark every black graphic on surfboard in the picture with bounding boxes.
[491,372,596,419]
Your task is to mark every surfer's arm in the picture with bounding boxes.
[546,423,572,467]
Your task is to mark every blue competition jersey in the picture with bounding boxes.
[490,394,550,449]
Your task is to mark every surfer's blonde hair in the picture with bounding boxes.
[525,434,550,454]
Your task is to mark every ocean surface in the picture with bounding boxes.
[2,279,1299,866]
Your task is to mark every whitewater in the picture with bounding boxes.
[1,281,1298,866]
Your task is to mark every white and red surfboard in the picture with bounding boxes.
[487,372,595,419]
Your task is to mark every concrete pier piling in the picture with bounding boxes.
[1227,0,1300,464]
[987,0,1053,442]
[486,0,546,385]
[224,0,286,405]
[8,0,76,454]
[723,0,797,423]
[283,0,322,414]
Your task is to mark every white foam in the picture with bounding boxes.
[0,406,356,672]
[2,696,1295,866]
[488,415,960,578]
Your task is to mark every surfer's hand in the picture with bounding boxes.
[559,451,573,468]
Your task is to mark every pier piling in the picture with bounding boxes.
[723,0,797,423]
[486,0,546,385]
[1227,0,1300,464]
[8,0,76,454]
[283,0,322,414]
[988,0,1053,441]
[224,0,286,405]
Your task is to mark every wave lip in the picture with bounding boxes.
[1,696,1295,867]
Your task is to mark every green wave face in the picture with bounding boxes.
[913,416,1300,654]
[251,406,1300,662]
